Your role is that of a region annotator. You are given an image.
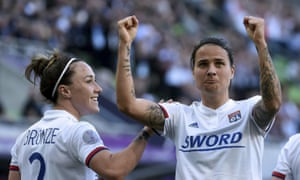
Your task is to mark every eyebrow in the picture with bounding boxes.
[85,74,98,80]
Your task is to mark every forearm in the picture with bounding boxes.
[8,171,21,180]
[116,41,136,112]
[110,129,151,176]
[256,45,282,112]
[252,44,282,128]
[92,129,151,180]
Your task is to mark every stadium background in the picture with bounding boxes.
[1,0,300,179]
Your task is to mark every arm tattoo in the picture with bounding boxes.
[123,65,131,76]
[253,47,281,129]
[123,45,132,77]
[252,101,274,128]
[259,48,280,103]
[126,45,130,58]
[144,105,165,130]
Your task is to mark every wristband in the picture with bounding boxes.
[141,130,150,141]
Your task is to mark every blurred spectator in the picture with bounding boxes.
[0,99,12,123]
[1,0,300,141]
[20,89,48,124]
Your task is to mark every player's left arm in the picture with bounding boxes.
[243,16,282,129]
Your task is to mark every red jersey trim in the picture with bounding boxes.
[272,171,286,179]
[158,104,169,118]
[9,165,19,171]
[85,146,109,167]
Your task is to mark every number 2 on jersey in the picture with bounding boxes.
[29,152,45,180]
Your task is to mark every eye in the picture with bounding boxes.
[86,78,93,83]
[215,61,225,67]
[197,61,208,68]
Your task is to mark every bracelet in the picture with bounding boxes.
[141,130,150,141]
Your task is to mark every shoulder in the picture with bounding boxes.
[237,95,261,103]
[287,133,300,144]
[68,121,97,136]
[160,101,181,109]
[280,133,300,152]
[234,95,261,106]
[160,101,193,113]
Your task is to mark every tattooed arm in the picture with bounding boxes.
[116,15,165,131]
[243,16,282,129]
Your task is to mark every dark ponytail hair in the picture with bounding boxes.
[25,50,80,103]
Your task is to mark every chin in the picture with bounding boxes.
[86,107,100,115]
[93,107,100,113]
[203,87,217,92]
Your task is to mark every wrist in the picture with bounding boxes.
[141,130,151,141]
[119,40,132,47]
[255,40,267,50]
[136,129,151,142]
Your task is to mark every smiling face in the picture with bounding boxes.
[65,61,102,116]
[192,44,235,99]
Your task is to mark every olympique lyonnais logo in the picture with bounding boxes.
[228,110,241,123]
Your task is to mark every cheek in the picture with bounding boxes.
[192,70,205,87]
[221,72,233,84]
[192,68,205,78]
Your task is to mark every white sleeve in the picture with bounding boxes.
[273,135,300,176]
[159,102,182,139]
[9,141,19,167]
[248,95,275,135]
[9,132,26,169]
[69,122,108,166]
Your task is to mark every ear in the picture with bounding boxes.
[230,65,235,79]
[58,85,71,98]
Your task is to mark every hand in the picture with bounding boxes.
[243,16,267,47]
[158,99,174,103]
[118,15,139,44]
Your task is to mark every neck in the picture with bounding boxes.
[201,93,229,109]
[53,102,80,120]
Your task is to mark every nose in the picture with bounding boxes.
[207,65,217,76]
[95,83,103,94]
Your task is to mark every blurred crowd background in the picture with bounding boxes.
[1,0,300,179]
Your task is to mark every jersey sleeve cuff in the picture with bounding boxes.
[85,146,109,167]
[272,171,286,179]
[9,165,19,171]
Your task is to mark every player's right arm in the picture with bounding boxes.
[8,138,21,180]
[8,171,21,180]
[89,127,153,180]
[116,15,165,131]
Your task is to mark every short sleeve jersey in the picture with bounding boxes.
[160,95,274,180]
[9,110,108,180]
[272,133,300,180]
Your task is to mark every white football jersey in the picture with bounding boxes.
[272,133,300,180]
[160,95,274,180]
[9,110,108,180]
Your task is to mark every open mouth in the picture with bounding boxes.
[91,97,98,102]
